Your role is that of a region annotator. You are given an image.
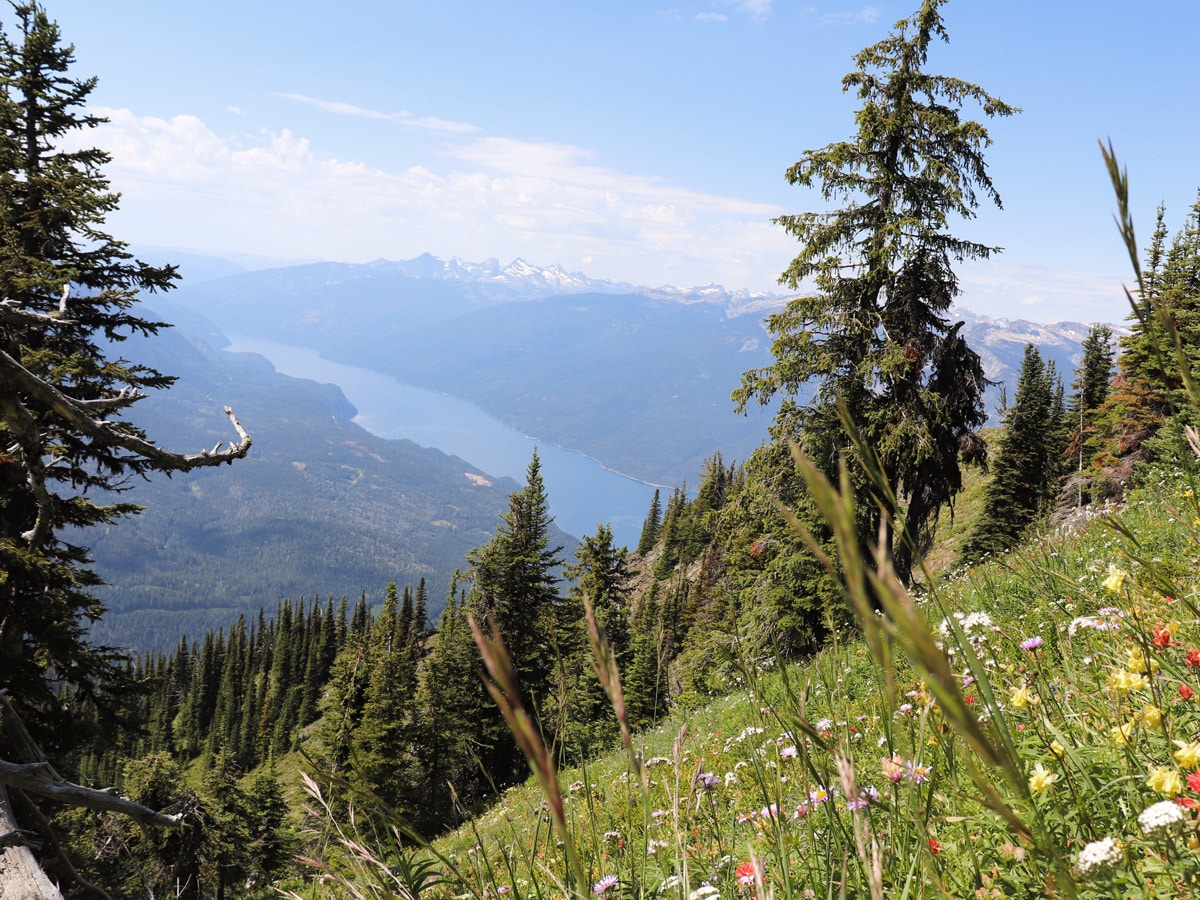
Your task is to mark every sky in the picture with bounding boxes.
[38,1,1200,324]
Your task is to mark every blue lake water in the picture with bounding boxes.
[224,336,660,548]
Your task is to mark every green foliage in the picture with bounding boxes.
[733,0,1012,584]
[961,345,1068,563]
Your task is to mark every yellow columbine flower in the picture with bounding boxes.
[1140,704,1163,730]
[1107,668,1150,695]
[1102,564,1128,593]
[1028,762,1057,794]
[1126,647,1159,675]
[1146,766,1184,796]
[1009,685,1038,710]
[1111,721,1136,745]
[1174,740,1200,769]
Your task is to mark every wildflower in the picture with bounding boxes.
[1188,647,1200,669]
[1126,646,1158,675]
[688,886,719,900]
[648,839,668,855]
[1102,564,1128,593]
[1174,740,1200,769]
[1050,739,1066,758]
[593,875,619,894]
[809,786,832,805]
[1111,721,1136,745]
[1140,704,1163,730]
[1019,636,1043,651]
[736,861,756,887]
[1146,766,1184,796]
[882,755,906,782]
[696,772,719,791]
[928,838,940,855]
[1180,683,1196,701]
[909,763,931,784]
[1139,799,1187,836]
[1152,622,1180,648]
[1188,772,1200,793]
[779,745,798,760]
[1075,837,1122,878]
[1106,668,1149,695]
[814,717,833,732]
[1028,762,1057,794]
[1009,685,1038,710]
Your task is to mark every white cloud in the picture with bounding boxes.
[737,0,773,21]
[805,5,882,26]
[957,260,1129,325]
[81,109,793,292]
[695,12,728,22]
[275,93,481,134]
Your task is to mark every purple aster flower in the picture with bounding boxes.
[593,875,619,894]
[696,771,719,791]
[1020,636,1044,651]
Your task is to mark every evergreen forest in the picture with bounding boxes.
[5,1,1200,897]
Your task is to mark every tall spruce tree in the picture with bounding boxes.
[960,345,1064,563]
[466,450,564,784]
[733,0,1013,583]
[1067,323,1115,504]
[0,3,250,758]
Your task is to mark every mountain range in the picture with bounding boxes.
[87,250,1121,651]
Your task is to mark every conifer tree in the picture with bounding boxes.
[414,587,492,831]
[1066,323,1115,504]
[468,451,563,715]
[636,489,662,555]
[556,524,633,757]
[733,0,1013,583]
[960,345,1064,563]
[0,3,250,754]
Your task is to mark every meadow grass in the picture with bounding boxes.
[292,459,1200,899]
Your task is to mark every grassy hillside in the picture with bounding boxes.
[295,465,1200,898]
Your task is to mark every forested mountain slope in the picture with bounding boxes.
[83,321,532,651]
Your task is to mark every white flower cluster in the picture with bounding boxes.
[1074,837,1122,878]
[1138,799,1186,836]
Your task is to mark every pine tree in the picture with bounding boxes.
[556,524,634,758]
[0,2,250,756]
[636,489,663,555]
[414,587,492,831]
[1066,324,1115,505]
[733,0,1012,584]
[467,451,563,717]
[960,345,1064,563]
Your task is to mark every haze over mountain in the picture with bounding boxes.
[164,252,1115,484]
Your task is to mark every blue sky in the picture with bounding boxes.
[43,1,1200,323]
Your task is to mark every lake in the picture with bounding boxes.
[223,336,662,548]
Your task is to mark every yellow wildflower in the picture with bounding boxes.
[1028,762,1057,794]
[1146,766,1184,796]
[1111,721,1136,745]
[1102,564,1128,593]
[1174,740,1200,769]
[1125,646,1158,675]
[1106,668,1149,695]
[1140,704,1163,730]
[1009,685,1038,710]
[1049,739,1066,759]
